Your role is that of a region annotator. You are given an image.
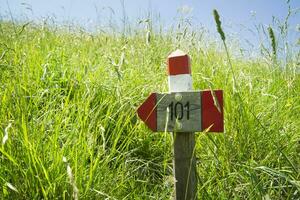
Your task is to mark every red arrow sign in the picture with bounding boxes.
[137,90,223,132]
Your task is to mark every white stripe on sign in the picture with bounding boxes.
[168,74,193,92]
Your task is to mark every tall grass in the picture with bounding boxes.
[0,9,299,200]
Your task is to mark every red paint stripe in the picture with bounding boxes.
[137,93,157,131]
[167,54,191,75]
[201,90,224,132]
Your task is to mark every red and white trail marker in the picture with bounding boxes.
[137,49,224,199]
[137,49,224,133]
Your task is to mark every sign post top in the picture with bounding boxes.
[167,49,191,76]
[167,49,187,58]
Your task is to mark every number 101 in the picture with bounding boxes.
[168,102,190,121]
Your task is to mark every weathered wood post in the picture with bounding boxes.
[167,50,197,200]
[137,49,224,200]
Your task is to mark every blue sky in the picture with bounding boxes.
[1,0,299,29]
[1,0,299,54]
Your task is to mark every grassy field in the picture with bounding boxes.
[0,13,299,199]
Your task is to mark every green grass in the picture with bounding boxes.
[0,18,299,199]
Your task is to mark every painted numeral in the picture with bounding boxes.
[168,101,190,121]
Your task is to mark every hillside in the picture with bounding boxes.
[0,21,299,199]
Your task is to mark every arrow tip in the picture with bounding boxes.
[137,93,157,131]
[201,90,224,132]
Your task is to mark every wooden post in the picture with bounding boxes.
[137,49,224,199]
[167,50,197,200]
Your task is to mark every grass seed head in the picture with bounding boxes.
[268,26,277,58]
[67,164,79,200]
[213,9,226,41]
[2,123,12,145]
[6,183,19,193]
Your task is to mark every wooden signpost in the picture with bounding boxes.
[137,50,224,200]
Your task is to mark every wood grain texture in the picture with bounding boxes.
[173,132,197,200]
